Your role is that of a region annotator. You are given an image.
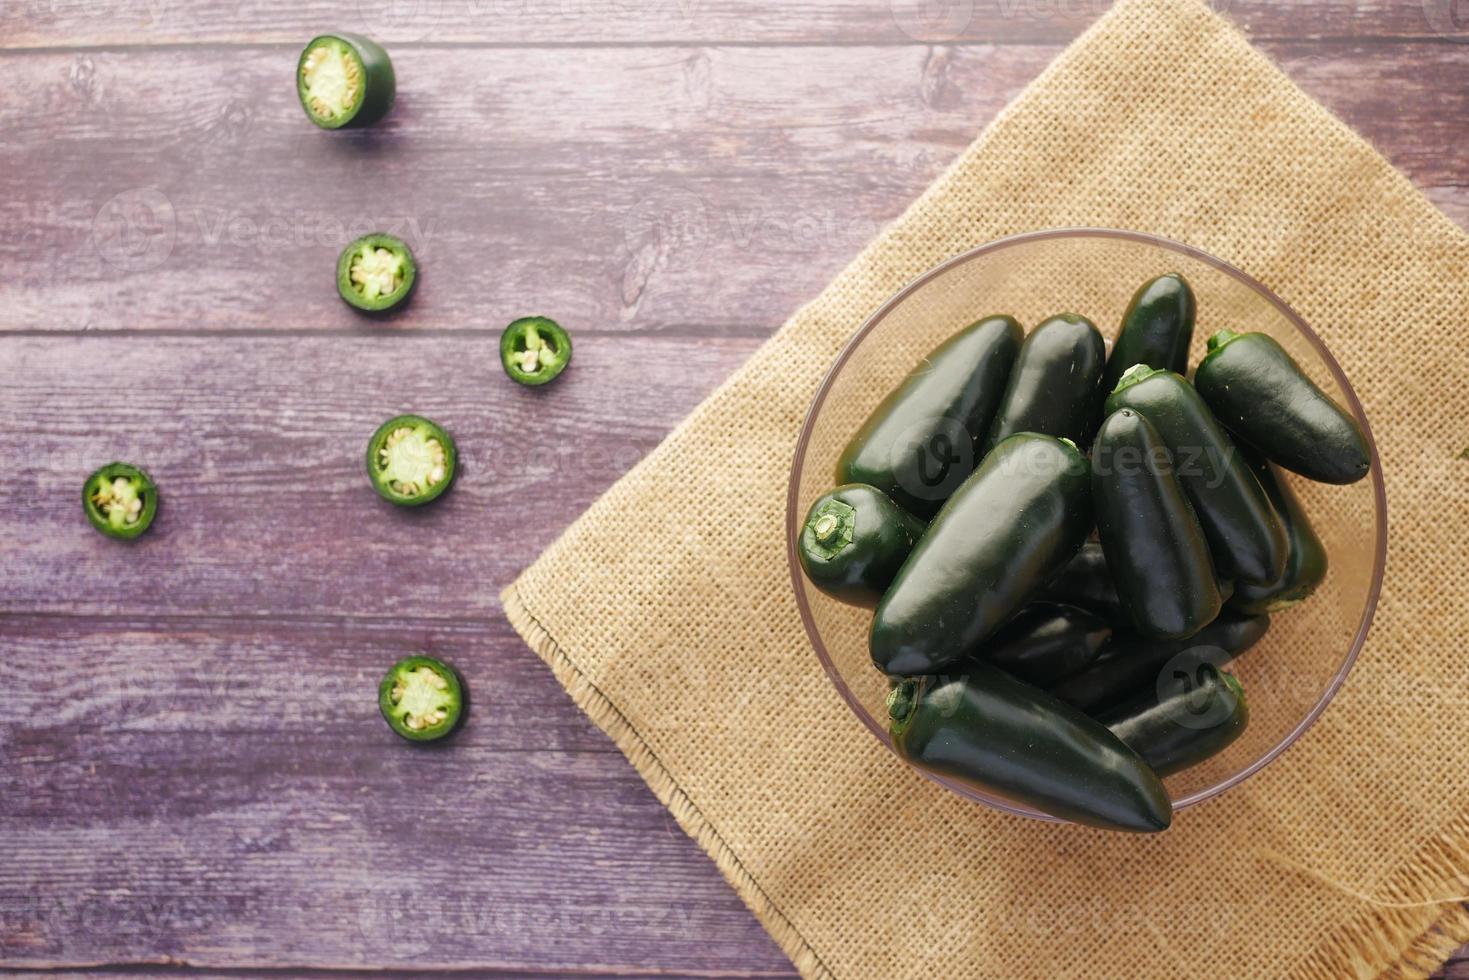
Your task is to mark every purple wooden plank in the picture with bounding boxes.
[0,333,759,619]
[0,615,798,974]
[2,42,1468,334]
[0,42,1041,333]
[1442,948,1469,978]
[1,0,1464,47]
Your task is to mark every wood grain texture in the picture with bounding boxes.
[1,42,1467,335]
[0,615,798,975]
[3,0,1468,975]
[1,0,1465,47]
[0,333,758,617]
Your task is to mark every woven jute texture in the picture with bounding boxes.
[502,0,1469,975]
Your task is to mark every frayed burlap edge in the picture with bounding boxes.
[1287,812,1469,979]
[501,583,835,980]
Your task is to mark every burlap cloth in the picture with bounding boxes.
[502,0,1469,975]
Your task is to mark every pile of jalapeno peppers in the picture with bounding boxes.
[798,273,1370,832]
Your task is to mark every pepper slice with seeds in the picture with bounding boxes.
[379,655,463,742]
[500,316,572,386]
[83,462,158,540]
[296,33,396,129]
[366,415,457,506]
[337,233,416,312]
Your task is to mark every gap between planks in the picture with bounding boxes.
[1,33,1465,55]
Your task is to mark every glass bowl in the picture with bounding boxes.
[786,228,1387,821]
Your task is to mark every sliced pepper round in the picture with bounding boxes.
[366,414,457,506]
[500,316,572,386]
[337,233,416,312]
[379,655,463,742]
[83,462,158,540]
[297,33,396,129]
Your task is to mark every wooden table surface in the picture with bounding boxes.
[3,1,1467,975]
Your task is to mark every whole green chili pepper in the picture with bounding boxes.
[1035,540,1234,627]
[1050,610,1270,715]
[837,315,1022,518]
[984,313,1106,453]
[1230,454,1329,614]
[888,665,1172,832]
[870,433,1092,676]
[1193,329,1370,485]
[1092,408,1220,639]
[1101,664,1248,777]
[977,602,1111,687]
[1105,366,1286,585]
[1033,541,1124,624]
[1100,273,1195,397]
[796,484,925,607]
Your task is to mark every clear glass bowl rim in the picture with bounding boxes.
[785,226,1388,819]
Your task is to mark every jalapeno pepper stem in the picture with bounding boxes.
[1220,670,1245,704]
[1111,362,1163,396]
[1206,328,1240,351]
[886,679,919,730]
[802,498,856,561]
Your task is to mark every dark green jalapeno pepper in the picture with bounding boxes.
[1035,540,1233,626]
[1231,455,1329,614]
[337,233,416,312]
[297,33,396,129]
[1101,664,1248,777]
[379,655,464,742]
[870,433,1092,676]
[837,315,1022,518]
[366,414,457,506]
[1034,541,1124,623]
[887,665,1172,832]
[983,313,1106,453]
[1050,610,1269,715]
[1100,273,1195,398]
[83,462,158,540]
[1106,366,1286,585]
[797,484,925,607]
[1193,330,1370,485]
[977,602,1111,687]
[1093,408,1220,639]
[501,316,573,386]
